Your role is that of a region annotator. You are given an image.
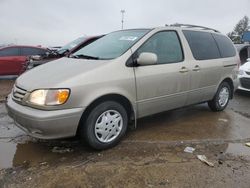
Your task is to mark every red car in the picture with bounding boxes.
[27,36,103,69]
[0,45,49,78]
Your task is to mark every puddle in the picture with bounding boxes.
[0,139,91,169]
[0,102,92,170]
[226,143,250,156]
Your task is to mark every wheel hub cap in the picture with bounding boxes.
[94,110,123,143]
[218,87,229,107]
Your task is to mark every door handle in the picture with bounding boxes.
[192,65,200,71]
[179,66,189,73]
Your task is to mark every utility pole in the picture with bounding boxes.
[121,9,125,30]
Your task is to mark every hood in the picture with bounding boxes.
[16,57,110,91]
[240,61,250,71]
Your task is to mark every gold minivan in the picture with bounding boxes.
[6,24,239,149]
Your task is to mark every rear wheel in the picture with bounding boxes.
[208,82,231,111]
[80,101,128,150]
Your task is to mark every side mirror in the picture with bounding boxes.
[137,52,157,66]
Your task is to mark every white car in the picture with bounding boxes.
[238,58,250,91]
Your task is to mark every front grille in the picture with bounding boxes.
[12,85,27,102]
[240,78,250,89]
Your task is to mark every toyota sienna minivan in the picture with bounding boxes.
[6,24,239,149]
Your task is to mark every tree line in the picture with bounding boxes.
[227,16,249,44]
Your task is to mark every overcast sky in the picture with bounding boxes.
[0,0,249,46]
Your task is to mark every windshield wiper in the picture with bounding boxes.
[69,54,100,60]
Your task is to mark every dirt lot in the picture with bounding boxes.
[0,80,250,188]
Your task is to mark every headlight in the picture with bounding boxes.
[238,69,245,75]
[28,89,70,106]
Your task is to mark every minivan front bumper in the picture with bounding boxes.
[6,97,84,139]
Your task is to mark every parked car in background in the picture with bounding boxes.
[238,58,250,91]
[27,36,102,69]
[235,44,250,65]
[0,45,49,78]
[7,25,239,150]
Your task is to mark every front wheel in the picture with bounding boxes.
[80,101,128,150]
[208,82,231,112]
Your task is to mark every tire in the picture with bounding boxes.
[80,101,128,150]
[208,82,231,112]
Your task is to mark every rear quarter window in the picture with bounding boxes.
[212,34,236,58]
[183,30,221,60]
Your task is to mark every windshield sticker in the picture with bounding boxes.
[119,36,138,41]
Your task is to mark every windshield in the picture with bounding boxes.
[57,37,86,54]
[72,29,150,60]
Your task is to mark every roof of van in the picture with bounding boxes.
[116,25,221,34]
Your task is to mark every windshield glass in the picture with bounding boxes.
[57,37,86,54]
[72,29,150,59]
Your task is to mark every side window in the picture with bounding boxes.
[183,30,221,60]
[137,31,183,64]
[20,47,46,56]
[212,34,236,58]
[0,47,19,57]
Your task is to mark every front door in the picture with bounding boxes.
[133,31,190,118]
